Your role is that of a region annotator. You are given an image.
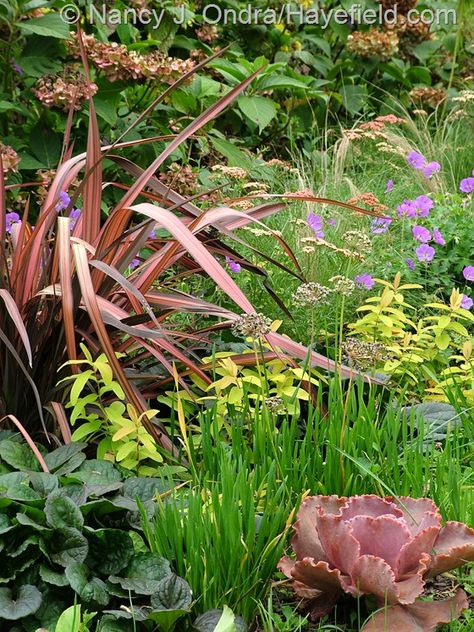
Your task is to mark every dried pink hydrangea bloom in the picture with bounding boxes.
[279,495,473,630]
[33,66,98,111]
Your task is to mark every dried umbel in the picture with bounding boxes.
[410,87,447,109]
[265,396,284,413]
[279,495,474,630]
[329,276,355,297]
[0,143,20,174]
[342,231,372,253]
[342,337,387,370]
[347,29,399,62]
[292,282,332,307]
[159,163,199,198]
[33,67,98,111]
[231,313,272,339]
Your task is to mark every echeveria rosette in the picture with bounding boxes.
[278,495,474,630]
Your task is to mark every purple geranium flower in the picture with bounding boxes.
[385,179,394,193]
[461,294,473,310]
[397,200,417,218]
[412,225,431,242]
[422,161,441,178]
[327,218,337,226]
[371,217,392,234]
[407,151,426,169]
[414,195,434,217]
[355,273,375,290]
[406,258,415,270]
[129,257,140,271]
[433,227,445,246]
[55,191,71,212]
[460,177,474,194]
[5,211,20,234]
[307,213,325,238]
[12,60,23,76]
[225,256,241,273]
[463,266,474,281]
[416,244,435,262]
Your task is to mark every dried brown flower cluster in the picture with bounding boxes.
[67,35,194,83]
[293,282,332,307]
[33,66,98,111]
[232,313,272,339]
[347,29,399,62]
[264,396,284,412]
[410,87,447,108]
[0,143,20,174]
[266,158,292,169]
[330,275,356,296]
[348,192,389,215]
[378,0,418,13]
[344,114,405,141]
[195,25,218,43]
[342,337,388,370]
[211,165,248,180]
[159,163,199,198]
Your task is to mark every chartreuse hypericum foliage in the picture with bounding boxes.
[348,275,474,397]
[279,495,474,631]
[59,344,164,475]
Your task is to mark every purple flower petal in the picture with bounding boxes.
[355,273,375,290]
[407,151,426,170]
[307,213,325,239]
[433,228,446,246]
[460,177,474,194]
[463,266,474,281]
[5,211,20,234]
[422,161,441,178]
[406,258,415,270]
[225,256,241,273]
[385,179,394,193]
[371,217,392,234]
[55,191,71,213]
[414,195,434,217]
[412,225,431,243]
[129,257,140,270]
[397,200,417,218]
[460,294,473,310]
[415,244,435,262]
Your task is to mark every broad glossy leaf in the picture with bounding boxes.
[44,443,88,473]
[0,585,42,620]
[109,553,172,595]
[65,563,110,605]
[45,491,84,529]
[39,564,69,587]
[73,460,122,485]
[0,439,40,472]
[150,574,192,611]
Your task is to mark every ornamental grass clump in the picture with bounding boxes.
[279,494,474,631]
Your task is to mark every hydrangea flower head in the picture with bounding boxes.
[416,244,435,262]
[460,177,474,194]
[225,256,241,273]
[355,273,375,290]
[461,294,473,310]
[307,212,325,238]
[371,217,392,234]
[412,225,431,242]
[422,161,441,178]
[463,266,474,281]
[407,151,426,169]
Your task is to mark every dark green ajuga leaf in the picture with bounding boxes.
[47,527,89,567]
[65,562,109,606]
[122,477,169,502]
[34,588,69,630]
[0,513,15,534]
[0,545,40,583]
[29,472,59,496]
[0,440,41,472]
[15,512,49,531]
[73,460,122,486]
[97,615,134,631]
[86,529,133,575]
[55,484,88,506]
[44,443,87,473]
[401,402,464,441]
[45,491,84,529]
[53,452,87,477]
[194,609,248,632]
[39,564,69,587]
[0,585,42,620]
[109,553,172,595]
[103,606,150,621]
[149,575,192,630]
